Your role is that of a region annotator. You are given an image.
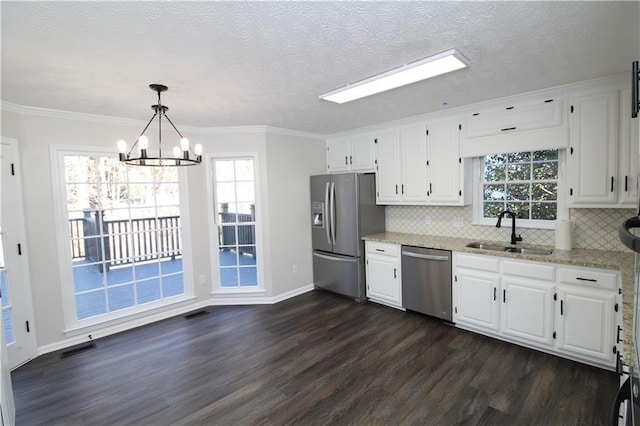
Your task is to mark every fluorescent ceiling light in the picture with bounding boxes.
[319,49,469,104]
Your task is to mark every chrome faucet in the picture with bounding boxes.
[496,210,523,245]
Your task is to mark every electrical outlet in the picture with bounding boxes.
[292,264,298,274]
[425,215,431,225]
[199,274,206,285]
[453,217,464,228]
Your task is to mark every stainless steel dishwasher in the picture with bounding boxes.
[401,246,452,321]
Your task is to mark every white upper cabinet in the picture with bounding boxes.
[617,87,639,205]
[326,133,376,173]
[461,95,568,157]
[375,119,471,206]
[375,124,428,204]
[566,88,620,206]
[565,75,639,208]
[426,116,471,205]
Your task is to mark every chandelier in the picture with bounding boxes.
[117,84,202,166]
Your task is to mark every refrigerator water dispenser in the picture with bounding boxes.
[312,202,324,227]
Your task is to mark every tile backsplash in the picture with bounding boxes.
[386,205,635,252]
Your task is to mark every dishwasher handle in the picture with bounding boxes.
[401,251,450,261]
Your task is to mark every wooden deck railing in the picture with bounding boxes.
[69,210,182,270]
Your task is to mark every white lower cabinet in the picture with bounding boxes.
[455,264,500,333]
[365,242,402,308]
[453,252,621,369]
[500,276,555,347]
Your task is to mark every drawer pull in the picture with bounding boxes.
[375,249,385,252]
[501,127,517,132]
[576,277,597,283]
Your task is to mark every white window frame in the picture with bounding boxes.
[50,145,195,333]
[206,152,264,294]
[472,149,568,230]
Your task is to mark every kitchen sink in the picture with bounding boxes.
[465,242,552,256]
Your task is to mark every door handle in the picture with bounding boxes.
[324,182,331,245]
[503,289,506,303]
[561,300,564,315]
[330,182,336,244]
[493,287,497,301]
[393,268,397,279]
[401,251,449,261]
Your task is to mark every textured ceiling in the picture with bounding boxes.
[1,1,639,135]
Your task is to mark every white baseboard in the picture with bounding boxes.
[36,284,315,357]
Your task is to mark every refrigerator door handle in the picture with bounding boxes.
[313,252,358,263]
[330,182,337,244]
[324,182,331,245]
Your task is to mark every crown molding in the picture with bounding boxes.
[1,101,325,140]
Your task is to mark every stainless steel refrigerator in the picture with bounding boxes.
[310,173,385,301]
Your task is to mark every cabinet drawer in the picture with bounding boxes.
[557,266,618,290]
[366,241,399,257]
[502,260,555,281]
[455,253,500,272]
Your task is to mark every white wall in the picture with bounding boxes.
[265,132,326,296]
[1,109,325,350]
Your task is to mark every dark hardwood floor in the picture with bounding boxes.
[13,290,618,425]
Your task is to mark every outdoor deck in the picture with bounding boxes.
[72,249,257,320]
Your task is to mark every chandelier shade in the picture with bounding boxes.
[117,84,203,166]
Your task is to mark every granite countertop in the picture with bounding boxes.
[363,231,636,364]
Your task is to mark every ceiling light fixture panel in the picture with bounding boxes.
[319,49,469,104]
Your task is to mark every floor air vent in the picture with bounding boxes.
[184,310,209,320]
[60,343,96,359]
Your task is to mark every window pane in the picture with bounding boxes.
[533,162,558,180]
[507,152,531,163]
[532,183,557,201]
[236,182,255,203]
[506,184,530,201]
[0,271,9,307]
[219,248,237,266]
[239,267,257,286]
[532,203,557,220]
[108,285,135,312]
[484,163,506,181]
[76,290,106,319]
[533,150,558,161]
[215,160,235,182]
[507,163,531,181]
[162,275,184,297]
[137,279,160,304]
[218,225,236,247]
[483,184,505,201]
[484,202,504,219]
[220,268,238,287]
[507,202,530,219]
[216,182,236,203]
[235,159,255,181]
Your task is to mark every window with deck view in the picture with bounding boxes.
[63,155,185,321]
[482,150,559,223]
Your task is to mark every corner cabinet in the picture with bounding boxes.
[326,133,377,173]
[566,82,639,207]
[365,241,402,309]
[453,252,621,370]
